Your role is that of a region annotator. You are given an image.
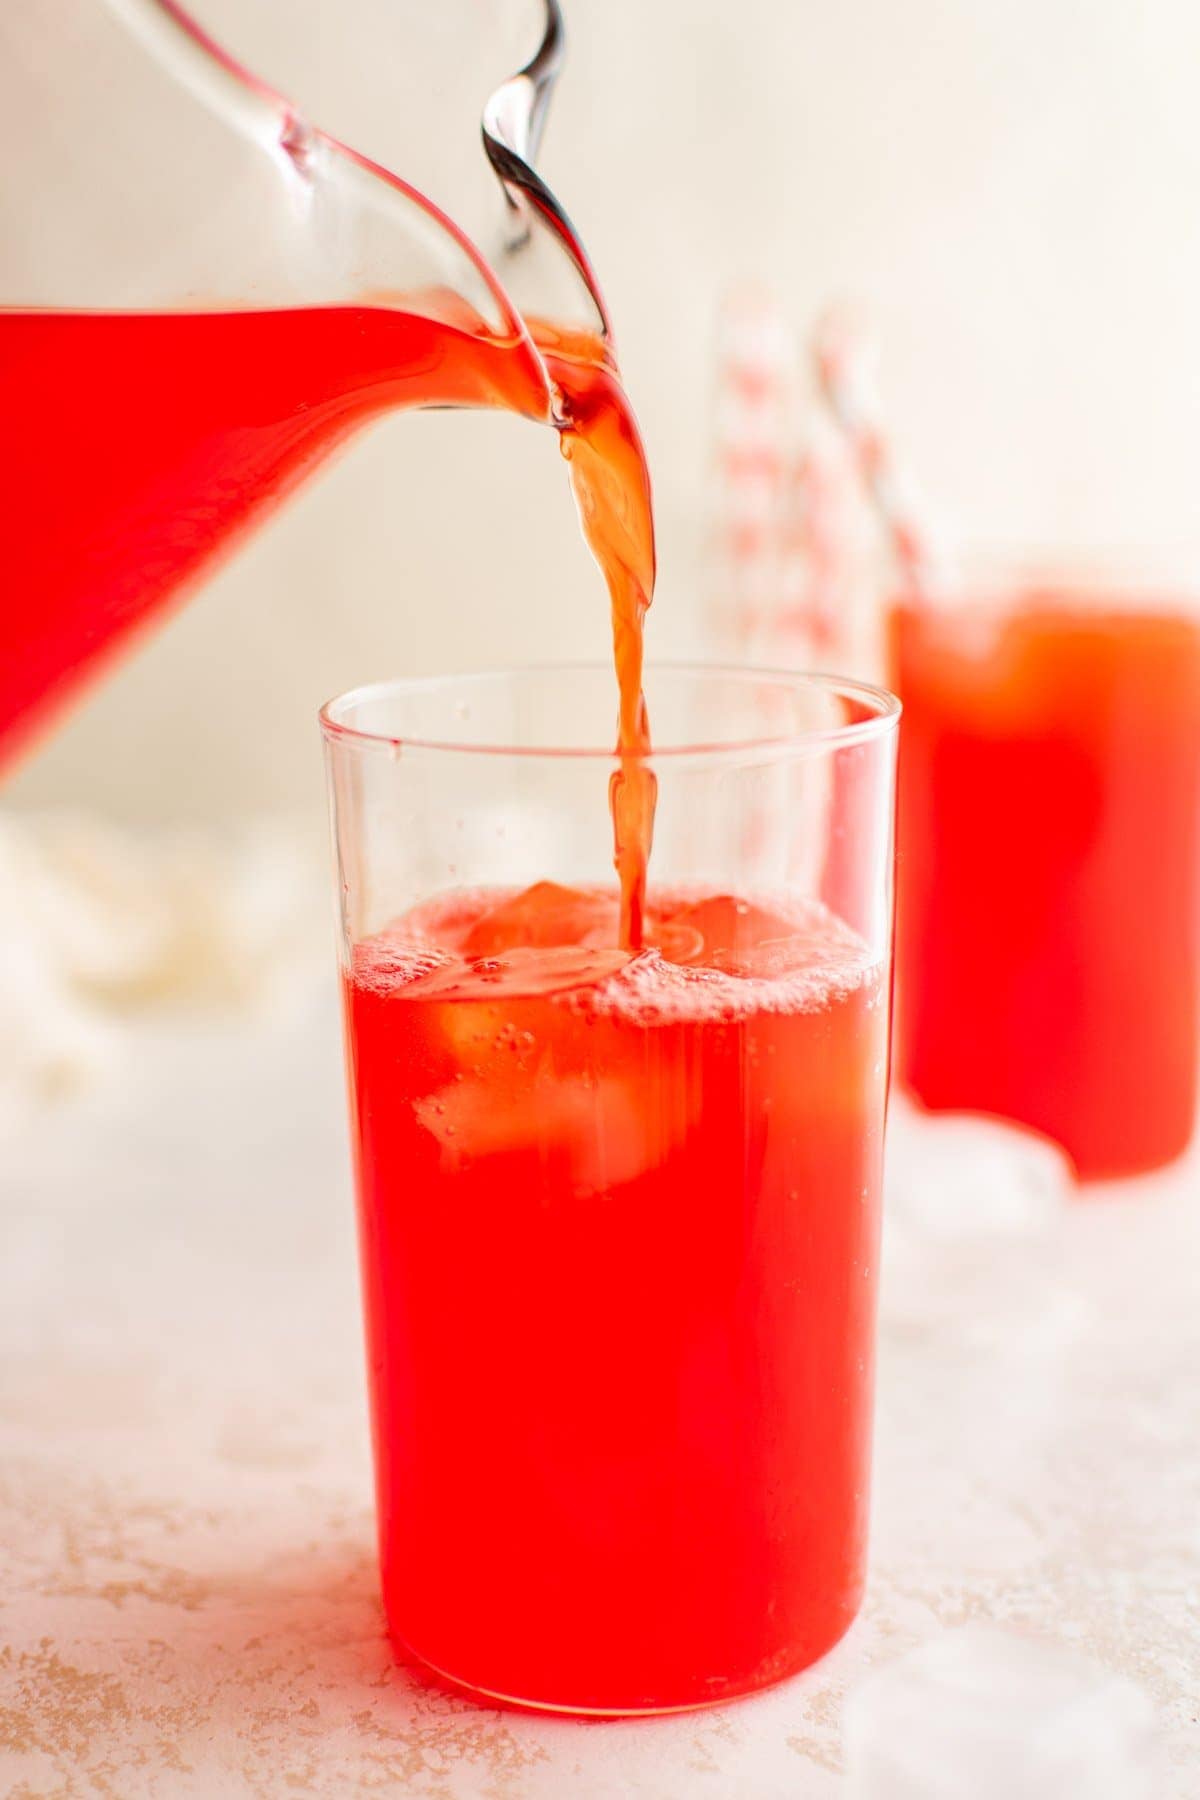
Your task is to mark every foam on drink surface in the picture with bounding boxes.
[349,881,879,1022]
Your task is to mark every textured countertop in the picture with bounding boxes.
[2,987,1198,1797]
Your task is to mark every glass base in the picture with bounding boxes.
[392,1608,859,1719]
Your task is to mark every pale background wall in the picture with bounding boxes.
[10,0,1200,825]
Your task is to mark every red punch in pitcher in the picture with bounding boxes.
[0,0,623,767]
[323,666,899,1713]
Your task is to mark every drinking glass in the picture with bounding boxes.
[889,560,1200,1181]
[321,663,899,1714]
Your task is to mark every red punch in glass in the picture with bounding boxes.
[322,665,898,1714]
[890,570,1200,1181]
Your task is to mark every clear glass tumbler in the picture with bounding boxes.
[889,560,1200,1181]
[321,663,899,1715]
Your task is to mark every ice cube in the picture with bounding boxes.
[885,1099,1070,1241]
[844,1626,1158,1800]
[717,929,842,980]
[880,1099,1082,1351]
[412,1067,645,1195]
[460,882,618,956]
[641,917,705,965]
[659,892,803,973]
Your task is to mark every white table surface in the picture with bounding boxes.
[3,985,1198,1797]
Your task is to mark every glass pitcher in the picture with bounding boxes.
[0,0,610,768]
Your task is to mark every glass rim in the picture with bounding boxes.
[318,662,901,763]
[901,544,1200,609]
